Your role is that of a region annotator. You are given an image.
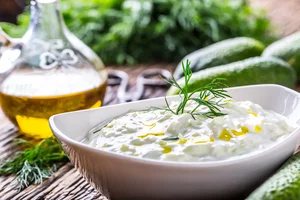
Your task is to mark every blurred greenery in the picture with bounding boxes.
[0,0,275,65]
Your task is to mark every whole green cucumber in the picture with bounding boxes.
[167,57,296,95]
[246,152,300,200]
[263,32,300,80]
[173,37,265,80]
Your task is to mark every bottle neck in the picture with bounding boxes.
[23,0,67,41]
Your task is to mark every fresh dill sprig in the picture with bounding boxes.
[163,59,231,118]
[0,137,68,190]
[162,136,179,141]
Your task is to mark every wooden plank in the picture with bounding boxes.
[2,1,300,197]
[250,0,300,36]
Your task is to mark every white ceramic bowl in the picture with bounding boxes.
[49,84,300,200]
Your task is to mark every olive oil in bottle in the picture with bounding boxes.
[0,67,107,138]
[0,0,108,139]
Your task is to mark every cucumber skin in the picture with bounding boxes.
[263,32,300,80]
[246,152,300,200]
[173,37,265,80]
[167,57,296,95]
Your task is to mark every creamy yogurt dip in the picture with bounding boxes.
[85,98,298,162]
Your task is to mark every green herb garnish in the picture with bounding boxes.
[0,0,273,65]
[163,59,231,119]
[162,136,179,141]
[0,137,68,190]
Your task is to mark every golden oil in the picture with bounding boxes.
[0,67,107,139]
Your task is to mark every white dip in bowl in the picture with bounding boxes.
[85,98,297,162]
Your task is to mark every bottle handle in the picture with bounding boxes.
[0,27,22,57]
[0,27,22,83]
[0,27,14,49]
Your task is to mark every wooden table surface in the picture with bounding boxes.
[2,0,300,199]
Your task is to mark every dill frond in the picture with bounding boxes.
[0,137,68,190]
[162,59,231,118]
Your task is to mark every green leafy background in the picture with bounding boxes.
[0,0,275,65]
